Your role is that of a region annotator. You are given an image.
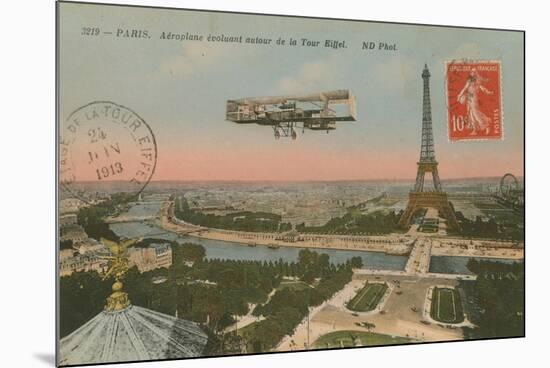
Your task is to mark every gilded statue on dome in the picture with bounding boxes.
[101,237,140,311]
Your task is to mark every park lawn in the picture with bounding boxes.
[313,330,411,349]
[277,281,312,292]
[430,287,464,324]
[349,208,363,219]
[347,283,388,312]
[473,201,505,210]
[419,225,438,233]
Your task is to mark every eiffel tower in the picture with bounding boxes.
[398,64,459,231]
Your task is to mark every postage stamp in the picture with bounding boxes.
[60,101,157,200]
[445,60,502,141]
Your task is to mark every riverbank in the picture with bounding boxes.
[156,201,524,261]
[431,239,524,260]
[157,201,413,256]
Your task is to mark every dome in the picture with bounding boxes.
[59,305,208,365]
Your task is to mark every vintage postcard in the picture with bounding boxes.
[56,2,524,366]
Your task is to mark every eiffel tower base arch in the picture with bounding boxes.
[398,192,460,231]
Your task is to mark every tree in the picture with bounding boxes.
[60,239,73,250]
[363,321,376,332]
[176,242,206,263]
[318,253,330,276]
[302,269,316,284]
[350,256,363,269]
[59,271,111,337]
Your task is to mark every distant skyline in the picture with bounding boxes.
[71,175,524,184]
[59,3,524,181]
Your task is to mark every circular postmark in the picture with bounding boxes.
[60,101,157,201]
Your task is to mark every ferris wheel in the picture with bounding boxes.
[499,173,519,198]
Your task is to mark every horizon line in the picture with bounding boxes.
[68,174,524,184]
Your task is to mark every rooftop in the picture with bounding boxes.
[59,305,208,365]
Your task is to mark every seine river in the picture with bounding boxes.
[110,221,408,271]
[429,256,520,275]
[110,202,519,273]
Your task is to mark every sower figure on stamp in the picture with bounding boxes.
[457,68,494,135]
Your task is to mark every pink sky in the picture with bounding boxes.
[153,146,523,181]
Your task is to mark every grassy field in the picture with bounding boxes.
[430,287,464,324]
[277,281,312,292]
[419,225,438,233]
[313,331,411,349]
[347,283,388,312]
[473,199,523,223]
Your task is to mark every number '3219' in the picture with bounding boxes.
[81,27,100,36]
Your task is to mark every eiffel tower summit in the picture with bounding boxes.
[398,64,459,231]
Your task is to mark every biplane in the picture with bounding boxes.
[226,90,357,139]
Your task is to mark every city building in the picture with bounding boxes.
[128,243,173,273]
[76,238,106,255]
[60,223,88,243]
[59,253,109,277]
[59,248,76,262]
[59,213,78,226]
[59,198,85,214]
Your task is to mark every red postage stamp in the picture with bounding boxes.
[445,60,502,141]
